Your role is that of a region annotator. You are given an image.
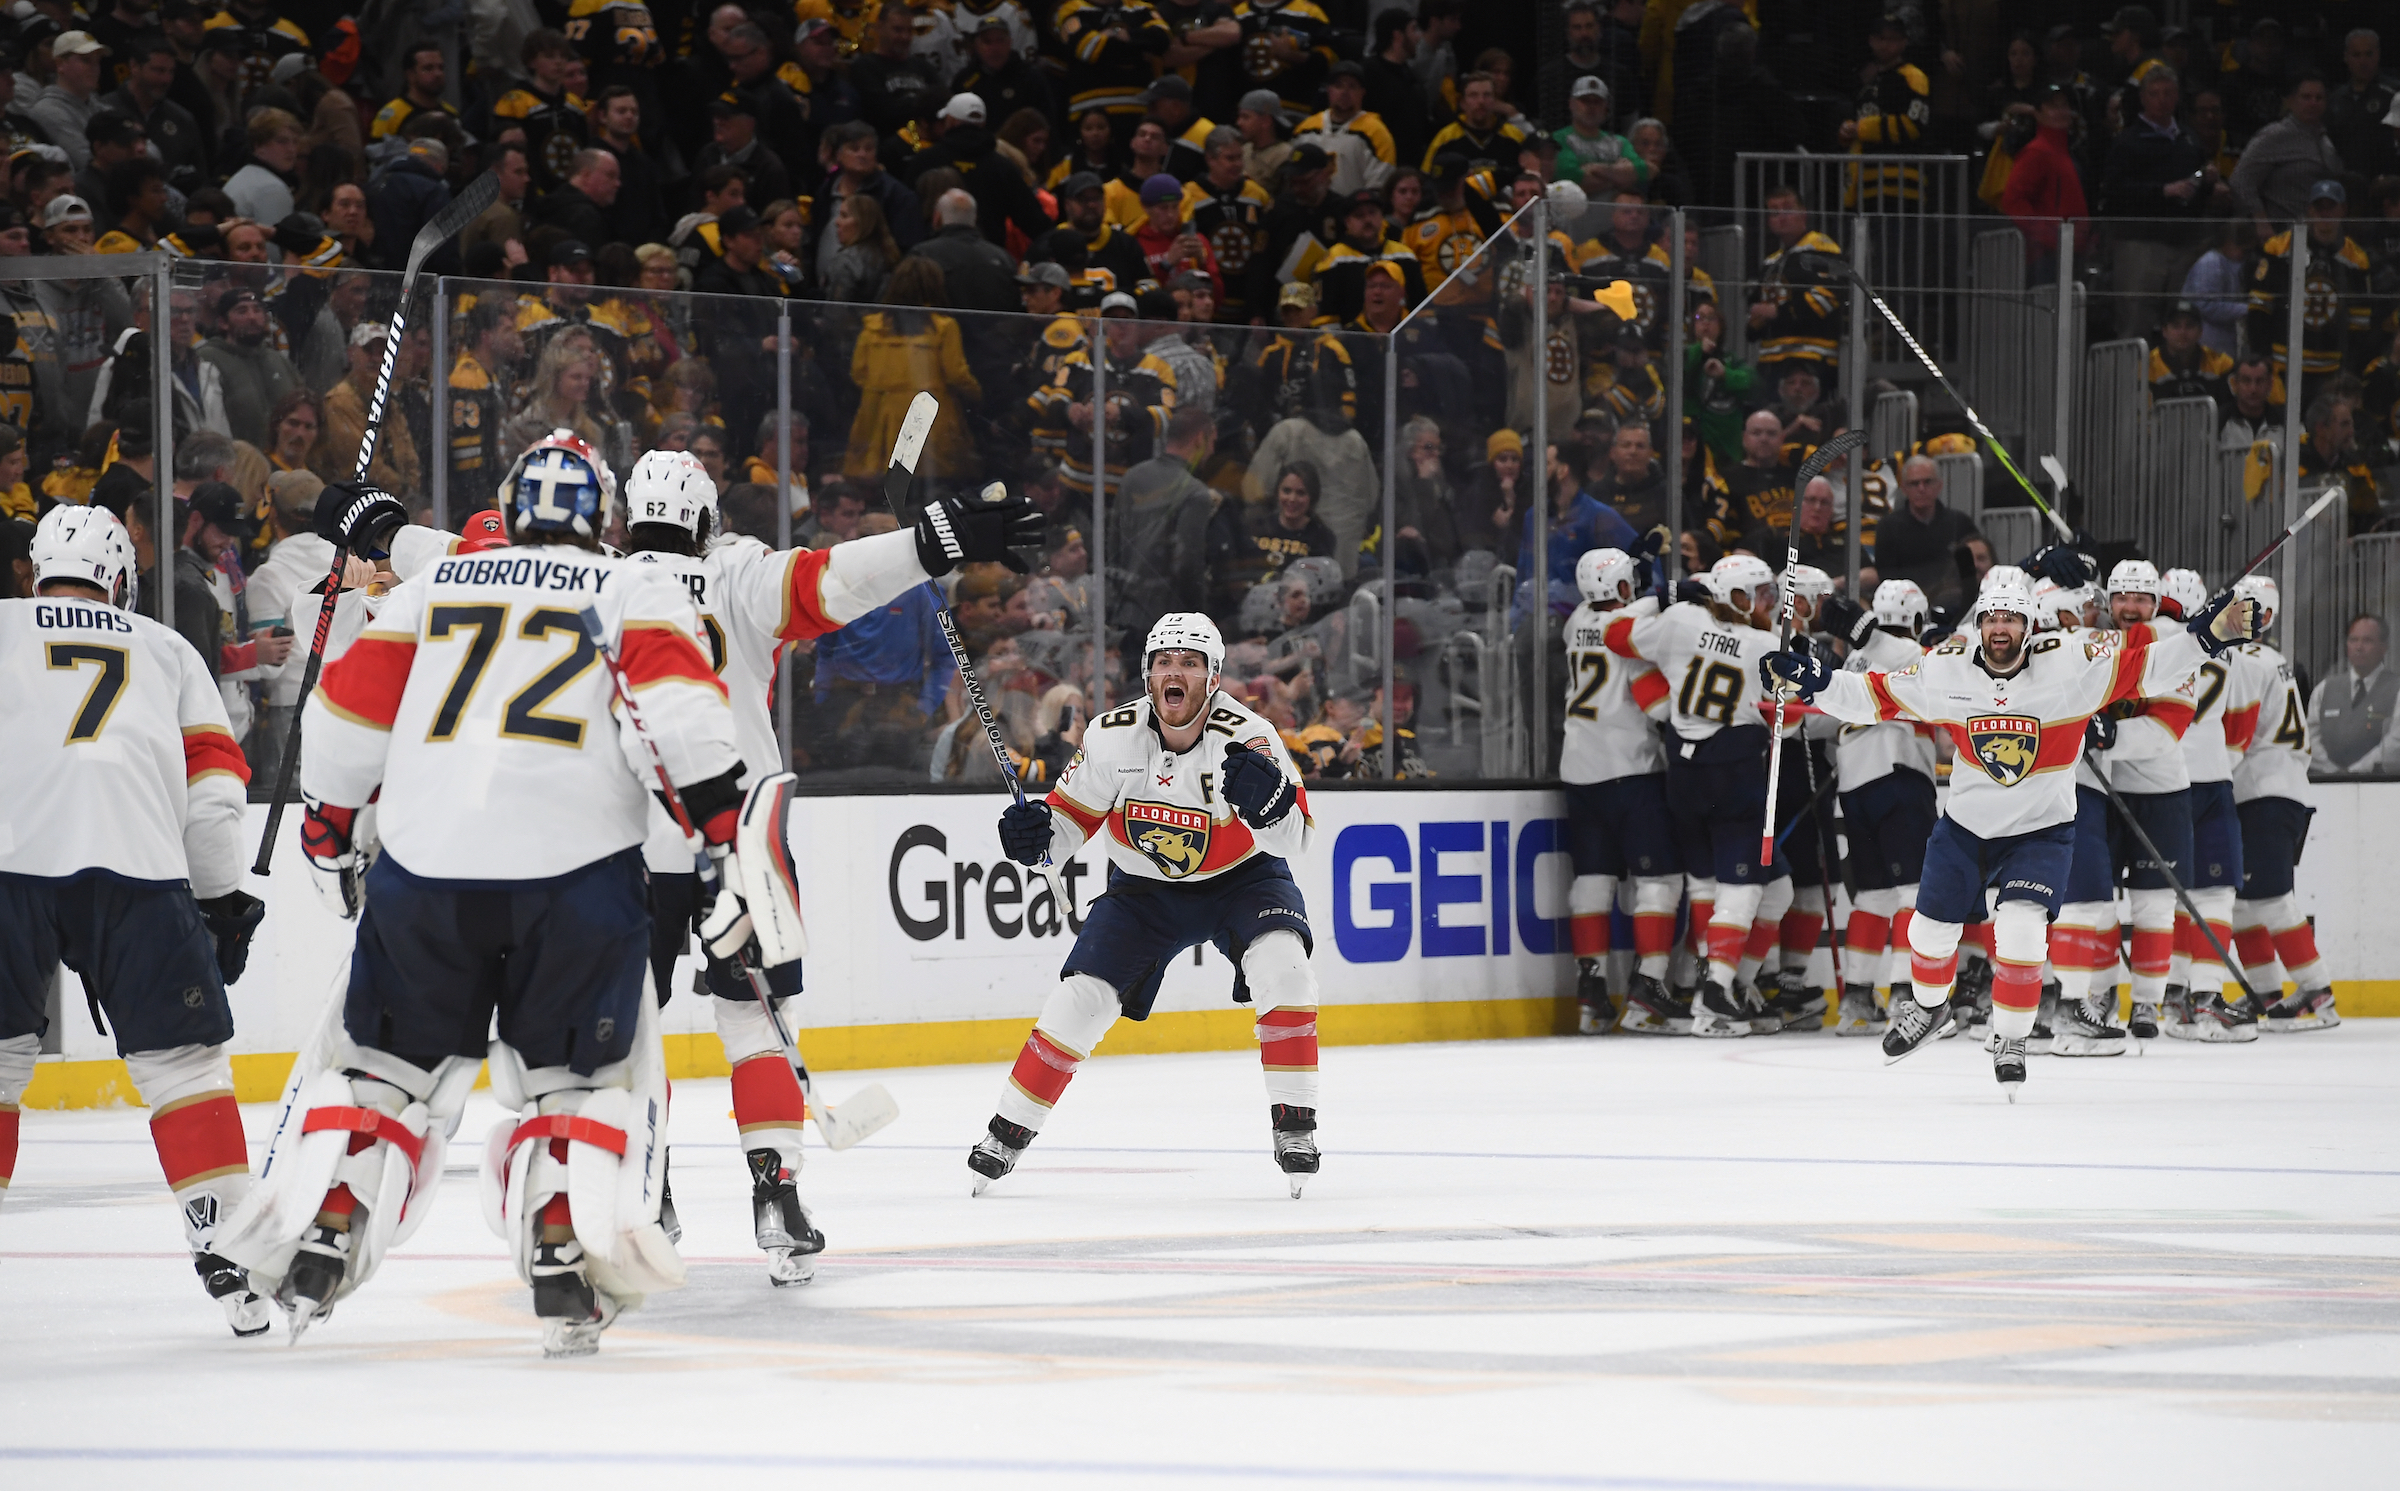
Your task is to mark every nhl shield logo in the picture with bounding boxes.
[1126,800,1211,879]
[1968,714,2041,785]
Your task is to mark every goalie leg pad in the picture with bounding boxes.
[735,773,808,966]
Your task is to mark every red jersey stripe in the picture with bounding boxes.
[2223,702,2259,749]
[317,634,416,730]
[181,725,251,786]
[776,548,841,642]
[1049,788,1106,835]
[1629,669,1669,710]
[621,623,729,699]
[1602,614,1640,659]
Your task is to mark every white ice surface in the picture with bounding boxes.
[5,1024,2399,1490]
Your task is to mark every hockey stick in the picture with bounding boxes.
[878,393,1063,895]
[2230,486,2342,584]
[2086,767,2260,1009]
[1796,252,2074,545]
[252,172,501,874]
[1761,429,1867,865]
[575,606,894,1150]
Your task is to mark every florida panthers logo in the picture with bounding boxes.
[1968,714,2041,786]
[1126,800,1211,879]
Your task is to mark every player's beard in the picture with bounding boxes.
[1981,630,2023,670]
[1151,673,1207,729]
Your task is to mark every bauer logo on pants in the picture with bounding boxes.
[1125,800,1211,879]
[1967,715,2041,786]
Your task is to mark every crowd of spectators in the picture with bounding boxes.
[0,1,2393,786]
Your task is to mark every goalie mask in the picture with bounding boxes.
[31,503,137,610]
[501,430,616,539]
[625,448,717,538]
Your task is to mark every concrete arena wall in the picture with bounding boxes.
[24,783,2400,1107]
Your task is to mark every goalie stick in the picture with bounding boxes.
[252,171,502,874]
[1761,430,1866,866]
[573,607,894,1149]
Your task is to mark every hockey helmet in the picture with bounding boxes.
[31,503,136,609]
[1871,577,1929,630]
[1971,575,2036,627]
[500,429,616,539]
[1145,611,1224,688]
[2106,557,2162,598]
[1711,553,1775,612]
[1980,562,2029,595]
[625,448,717,537]
[2233,573,2278,628]
[1787,563,1835,603]
[1575,547,1636,605]
[2031,578,2078,631]
[2160,567,2209,621]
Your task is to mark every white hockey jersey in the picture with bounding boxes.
[1814,625,2215,839]
[2178,644,2264,785]
[2100,620,2199,795]
[1833,626,1937,792]
[1602,600,1784,759]
[2230,640,2309,804]
[301,544,738,880]
[0,597,249,896]
[1560,596,1667,785]
[1040,691,1314,885]
[630,528,939,871]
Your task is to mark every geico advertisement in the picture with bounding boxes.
[775,790,1578,1030]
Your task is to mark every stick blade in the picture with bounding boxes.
[1795,428,1868,488]
[881,393,940,512]
[813,1084,900,1151]
[410,171,500,271]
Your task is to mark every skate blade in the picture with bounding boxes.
[970,1174,991,1197]
[541,1320,606,1359]
[813,1083,901,1151]
[282,1298,326,1347]
[225,1293,272,1339]
[2003,1083,2022,1103]
[766,1247,818,1286]
[1288,1176,1306,1199]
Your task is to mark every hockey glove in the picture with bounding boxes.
[1673,578,1715,606]
[300,795,363,919]
[1918,622,1954,649]
[2185,589,2260,656]
[999,799,1053,865]
[1814,593,1874,649]
[315,481,409,561]
[2084,714,2116,755]
[1760,647,1832,702]
[1219,741,1297,829]
[2029,544,2095,589]
[914,481,1045,577]
[196,890,266,984]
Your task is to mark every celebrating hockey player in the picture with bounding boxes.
[2226,576,2340,1030]
[1558,548,1682,1035]
[2157,568,2262,1041]
[1600,555,1795,1037]
[2091,561,2201,1040]
[1764,564,1842,1032]
[1764,574,2261,1096]
[971,613,1323,1197]
[0,506,271,1337]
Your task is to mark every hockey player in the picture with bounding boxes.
[2157,567,2261,1042]
[1763,564,1842,1032]
[1816,577,1936,1036]
[0,506,271,1337]
[222,441,1037,1354]
[1600,554,1794,1038]
[2226,576,2340,1031]
[970,614,1322,1196]
[1558,549,1681,1035]
[1764,575,2261,1096]
[2092,561,2200,1040]
[621,449,1038,1280]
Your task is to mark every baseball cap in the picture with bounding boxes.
[939,93,986,125]
[1058,170,1105,199]
[1369,260,1406,285]
[267,468,323,524]
[1869,12,1909,36]
[1018,261,1072,291]
[51,30,107,57]
[717,204,763,236]
[457,509,510,552]
[549,238,593,267]
[2309,179,2345,205]
[1570,75,1609,101]
[1325,60,1363,83]
[795,17,836,43]
[708,93,755,118]
[1277,280,1318,309]
[2164,299,2200,322]
[1139,172,1182,206]
[1143,74,1192,102]
[1239,88,1282,117]
[1430,149,1473,182]
[1288,142,1332,175]
[1135,286,1178,321]
[2102,6,2155,35]
[270,50,309,83]
[348,319,389,347]
[1099,291,1138,315]
[41,194,92,228]
[187,481,255,535]
[971,12,1010,34]
[216,285,262,315]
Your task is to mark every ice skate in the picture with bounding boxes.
[1619,974,1684,1035]
[747,1148,825,1285]
[1271,1104,1318,1198]
[1771,970,1827,1032]
[1740,978,1783,1035]
[967,1115,1033,1195]
[2159,985,2193,1040]
[1832,984,1884,1036]
[531,1237,617,1358]
[657,1151,682,1245]
[1954,956,1993,1037]
[2188,992,2260,1044]
[1992,1036,2029,1100]
[1881,992,1950,1064]
[276,1222,349,1344]
[1575,964,1613,1034]
[2049,992,2127,1056]
[2129,999,2161,1040]
[2263,986,2339,1032]
[194,1251,270,1338]
[1689,980,1752,1038]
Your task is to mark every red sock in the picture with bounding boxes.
[730,1051,809,1133]
[1742,916,1778,963]
[1779,908,1824,958]
[1689,900,1714,957]
[1632,913,1676,957]
[1960,922,1995,957]
[1911,949,1958,988]
[1705,921,1747,967]
[1890,907,1915,956]
[1845,910,1888,960]
[2272,924,2323,978]
[0,1105,19,1189]
[2234,926,2275,969]
[1256,1008,1318,1075]
[1993,957,2043,1012]
[2196,921,2233,967]
[2129,928,2174,978]
[1569,913,1607,958]
[541,1138,572,1225]
[2049,924,2107,972]
[1007,1030,1082,1113]
[149,1093,247,1193]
